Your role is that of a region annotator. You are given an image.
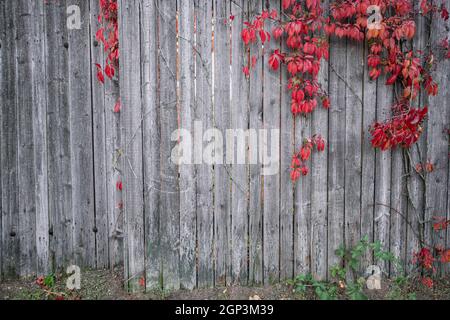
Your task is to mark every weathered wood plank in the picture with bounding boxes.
[279,0,294,281]
[310,0,330,280]
[141,0,160,290]
[0,0,20,278]
[374,77,393,275]
[390,144,407,275]
[67,0,96,268]
[295,117,311,275]
[406,8,428,273]
[195,0,214,288]
[105,79,122,271]
[344,36,364,279]
[361,40,377,271]
[45,0,72,271]
[263,0,281,284]
[31,0,50,276]
[0,0,3,280]
[179,0,197,290]
[327,36,346,277]
[248,0,264,286]
[119,0,145,291]
[16,0,38,277]
[158,0,180,290]
[427,0,450,275]
[89,0,109,269]
[213,0,231,286]
[230,0,249,285]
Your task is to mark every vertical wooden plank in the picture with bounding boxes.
[16,0,37,277]
[390,146,407,275]
[230,0,249,285]
[406,8,428,273]
[213,0,231,286]
[361,40,377,271]
[141,0,161,290]
[90,0,109,269]
[158,0,180,290]
[374,77,393,275]
[67,0,96,268]
[327,37,346,276]
[0,0,20,278]
[195,0,214,288]
[310,0,330,280]
[263,0,281,284]
[248,0,264,285]
[179,0,197,290]
[45,0,72,271]
[32,0,50,276]
[295,115,311,275]
[105,80,122,270]
[279,0,294,282]
[0,0,3,280]
[426,0,450,275]
[345,36,364,278]
[119,0,145,291]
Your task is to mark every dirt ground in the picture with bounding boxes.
[1,268,450,300]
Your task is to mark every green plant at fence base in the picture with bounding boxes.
[291,236,402,300]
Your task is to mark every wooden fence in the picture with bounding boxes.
[0,0,122,278]
[0,0,449,292]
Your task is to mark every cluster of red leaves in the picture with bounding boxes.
[433,216,450,231]
[370,104,428,150]
[414,215,450,288]
[290,135,326,181]
[241,0,448,178]
[96,0,119,83]
[241,1,330,117]
[327,1,445,151]
[440,39,450,59]
[96,0,121,113]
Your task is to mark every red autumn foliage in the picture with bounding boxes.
[433,216,450,231]
[370,105,428,150]
[96,0,119,81]
[242,0,448,161]
[291,135,326,181]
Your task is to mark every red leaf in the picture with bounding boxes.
[97,70,105,84]
[96,28,105,44]
[105,64,115,79]
[113,99,121,113]
[116,181,123,191]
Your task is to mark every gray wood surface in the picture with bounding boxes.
[230,0,249,285]
[213,0,232,286]
[1,0,449,287]
[375,74,393,274]
[248,0,264,286]
[327,35,346,276]
[179,0,197,290]
[427,0,450,275]
[119,0,145,291]
[344,36,363,279]
[158,0,180,290]
[279,0,294,281]
[141,0,160,290]
[262,0,281,284]
[1,0,20,278]
[195,0,215,288]
[90,0,109,269]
